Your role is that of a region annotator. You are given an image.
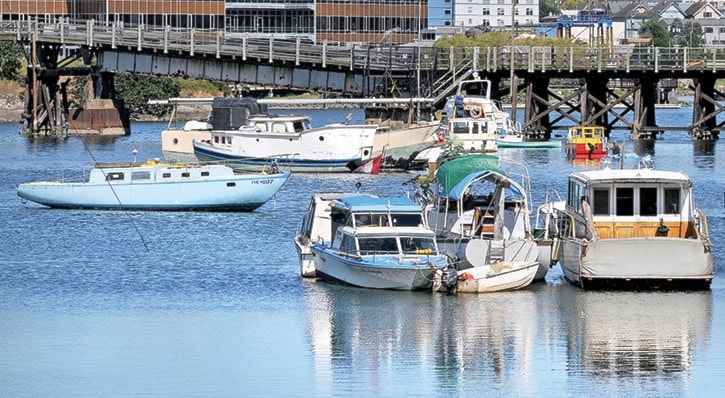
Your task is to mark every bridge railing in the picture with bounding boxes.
[6,19,725,75]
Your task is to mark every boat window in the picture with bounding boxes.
[214,136,219,144]
[664,188,680,214]
[131,171,150,180]
[162,172,171,178]
[201,171,210,177]
[304,120,312,130]
[181,172,190,178]
[639,187,658,216]
[106,172,124,181]
[272,123,287,133]
[341,235,356,253]
[401,237,436,254]
[358,237,399,254]
[568,180,582,211]
[453,121,468,135]
[293,121,305,133]
[615,187,634,216]
[593,188,610,215]
[391,214,424,227]
[354,214,372,226]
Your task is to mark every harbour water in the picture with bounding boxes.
[1,107,724,396]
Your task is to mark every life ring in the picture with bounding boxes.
[470,106,482,119]
[436,131,447,144]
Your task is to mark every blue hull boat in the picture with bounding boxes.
[17,161,289,211]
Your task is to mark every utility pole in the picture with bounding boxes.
[510,0,517,123]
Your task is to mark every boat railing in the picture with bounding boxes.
[694,208,711,243]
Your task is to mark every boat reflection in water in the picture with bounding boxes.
[302,281,541,395]
[559,286,712,383]
[303,279,711,394]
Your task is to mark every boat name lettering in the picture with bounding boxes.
[252,179,275,185]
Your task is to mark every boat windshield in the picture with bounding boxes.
[356,236,437,255]
[400,237,437,254]
[353,213,423,227]
[358,237,399,254]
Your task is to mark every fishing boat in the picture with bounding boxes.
[302,195,451,290]
[192,112,377,172]
[565,125,608,160]
[16,158,290,211]
[551,157,713,289]
[423,154,542,291]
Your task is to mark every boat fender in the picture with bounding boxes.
[436,131,447,145]
[459,272,474,281]
[470,106,482,119]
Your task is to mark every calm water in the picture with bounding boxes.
[1,108,725,396]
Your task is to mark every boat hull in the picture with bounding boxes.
[161,128,211,163]
[558,237,713,289]
[372,123,440,169]
[457,261,539,293]
[497,139,562,149]
[17,171,290,211]
[311,246,442,290]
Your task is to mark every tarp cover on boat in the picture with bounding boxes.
[436,154,503,197]
[334,196,422,213]
[209,98,268,130]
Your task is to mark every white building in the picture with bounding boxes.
[452,0,539,29]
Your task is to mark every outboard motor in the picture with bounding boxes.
[441,266,459,295]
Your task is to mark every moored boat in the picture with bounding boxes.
[497,132,562,149]
[17,158,289,211]
[551,158,713,289]
[422,154,543,291]
[565,125,608,160]
[300,195,451,290]
[192,113,378,173]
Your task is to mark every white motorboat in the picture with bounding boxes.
[551,157,713,289]
[193,112,378,172]
[299,195,451,290]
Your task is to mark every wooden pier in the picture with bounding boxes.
[2,19,724,139]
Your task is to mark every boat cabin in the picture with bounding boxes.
[566,125,608,159]
[90,162,231,184]
[332,226,440,256]
[562,168,697,240]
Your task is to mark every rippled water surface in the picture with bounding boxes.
[1,107,724,396]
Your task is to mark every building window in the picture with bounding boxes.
[468,7,473,13]
[497,8,504,15]
[720,27,725,33]
[483,9,490,15]
[704,12,712,18]
[705,27,713,33]
[526,8,533,15]
[444,9,451,15]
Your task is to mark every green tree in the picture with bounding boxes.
[678,21,703,47]
[540,0,560,18]
[0,41,24,82]
[112,73,181,117]
[640,19,671,47]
